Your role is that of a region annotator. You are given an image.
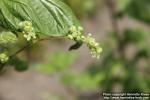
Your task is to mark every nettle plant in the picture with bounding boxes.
[0,0,102,71]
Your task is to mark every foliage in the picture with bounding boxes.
[32,0,150,95]
[34,51,104,91]
[82,0,150,93]
[63,0,102,18]
[0,53,9,63]
[0,0,79,36]
[1,0,150,98]
[68,26,102,58]
[42,0,150,95]
[0,31,17,44]
[34,51,77,74]
[8,57,28,72]
[62,72,104,91]
[0,0,102,72]
[116,0,150,24]
[125,0,150,24]
[116,0,131,12]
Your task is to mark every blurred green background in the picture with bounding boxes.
[0,0,150,100]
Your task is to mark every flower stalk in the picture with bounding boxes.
[67,26,102,59]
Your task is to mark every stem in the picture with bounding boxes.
[10,44,30,58]
[0,36,65,70]
[39,36,65,41]
[11,36,65,58]
[0,44,30,72]
[0,63,5,71]
[106,0,120,37]
[106,0,124,58]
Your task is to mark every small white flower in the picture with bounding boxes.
[23,32,36,41]
[70,26,77,33]
[19,21,37,42]
[78,26,83,31]
[67,35,73,40]
[68,26,102,59]
[0,53,9,63]
[88,33,92,37]
[0,32,17,44]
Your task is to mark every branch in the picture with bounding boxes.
[106,0,124,58]
[0,44,30,72]
[11,36,65,58]
[106,0,120,38]
[39,36,65,41]
[10,44,30,58]
[0,36,66,70]
[0,63,5,71]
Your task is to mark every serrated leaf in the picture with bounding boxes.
[0,0,80,36]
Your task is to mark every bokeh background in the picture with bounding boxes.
[0,0,150,100]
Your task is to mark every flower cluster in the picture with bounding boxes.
[0,31,17,44]
[19,21,37,41]
[67,26,84,41]
[67,26,102,59]
[0,53,9,63]
[85,34,102,59]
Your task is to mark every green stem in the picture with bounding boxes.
[0,36,65,70]
[11,36,64,58]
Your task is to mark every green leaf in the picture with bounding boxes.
[0,31,17,44]
[34,51,77,74]
[69,41,83,51]
[0,0,80,36]
[116,0,131,12]
[62,73,104,91]
[136,48,149,58]
[8,57,28,72]
[125,0,150,24]
[123,28,147,44]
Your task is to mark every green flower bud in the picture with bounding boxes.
[23,32,36,41]
[19,21,32,32]
[0,53,9,63]
[67,26,102,59]
[70,26,77,33]
[85,33,102,59]
[67,26,83,41]
[0,31,17,44]
[78,26,84,32]
[68,34,74,40]
[19,21,37,41]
